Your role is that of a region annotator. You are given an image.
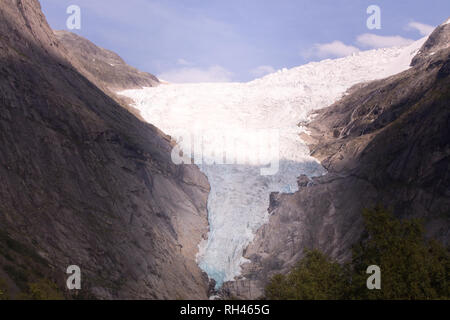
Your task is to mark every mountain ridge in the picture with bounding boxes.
[0,0,447,301]
[54,30,159,120]
[0,0,210,299]
[54,30,159,92]
[220,20,450,299]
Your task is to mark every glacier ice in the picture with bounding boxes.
[119,38,426,288]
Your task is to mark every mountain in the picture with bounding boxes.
[0,0,447,301]
[54,30,159,92]
[0,0,209,299]
[54,30,159,120]
[221,20,450,299]
[119,31,439,296]
[121,36,429,291]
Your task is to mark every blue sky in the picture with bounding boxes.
[41,0,450,82]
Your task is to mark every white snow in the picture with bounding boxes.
[119,37,426,288]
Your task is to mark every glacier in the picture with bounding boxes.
[119,37,426,288]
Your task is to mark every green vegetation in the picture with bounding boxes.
[0,230,65,299]
[351,206,449,299]
[265,250,349,299]
[0,276,64,300]
[265,206,449,300]
[0,278,9,300]
[19,279,64,300]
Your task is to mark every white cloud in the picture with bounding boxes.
[301,20,433,62]
[158,65,233,83]
[250,65,276,77]
[356,33,414,49]
[177,58,192,66]
[303,41,360,59]
[407,21,435,36]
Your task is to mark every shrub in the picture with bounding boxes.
[265,206,449,300]
[19,279,64,300]
[265,250,349,299]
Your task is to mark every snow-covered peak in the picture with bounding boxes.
[252,36,426,86]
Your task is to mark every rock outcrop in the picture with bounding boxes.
[54,30,159,92]
[411,20,450,66]
[222,21,450,299]
[0,0,209,299]
[54,30,159,120]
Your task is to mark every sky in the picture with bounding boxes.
[40,0,450,83]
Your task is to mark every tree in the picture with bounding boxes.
[265,206,449,300]
[351,206,449,299]
[265,249,349,299]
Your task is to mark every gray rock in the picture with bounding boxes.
[54,30,159,120]
[411,19,450,67]
[222,28,450,299]
[54,30,159,92]
[0,0,209,299]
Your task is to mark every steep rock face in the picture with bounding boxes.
[222,27,450,299]
[54,30,159,92]
[54,30,159,120]
[0,0,209,299]
[411,20,450,66]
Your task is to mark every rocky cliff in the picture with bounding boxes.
[222,21,450,299]
[54,30,159,120]
[54,30,159,92]
[0,0,209,299]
